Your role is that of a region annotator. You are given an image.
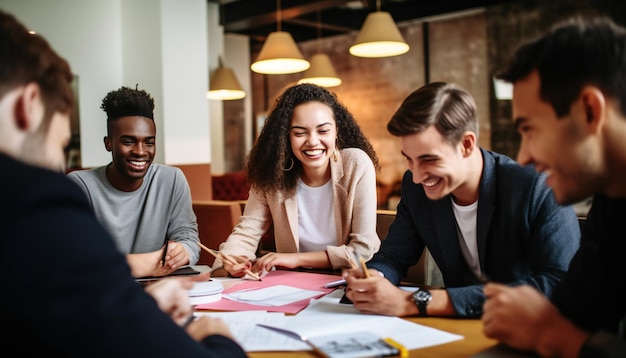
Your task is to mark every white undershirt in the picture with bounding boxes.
[297,179,336,252]
[451,198,481,279]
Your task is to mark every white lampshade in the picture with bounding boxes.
[251,31,310,74]
[298,53,342,88]
[207,65,246,101]
[349,11,409,58]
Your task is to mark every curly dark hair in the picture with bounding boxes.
[101,85,154,135]
[246,83,379,194]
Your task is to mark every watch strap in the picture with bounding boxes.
[417,301,428,317]
[412,288,431,317]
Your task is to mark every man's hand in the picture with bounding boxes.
[482,283,588,357]
[145,278,194,325]
[144,273,212,325]
[162,241,189,271]
[127,242,190,278]
[186,316,237,341]
[344,268,414,316]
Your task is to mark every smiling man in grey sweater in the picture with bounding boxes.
[68,86,199,278]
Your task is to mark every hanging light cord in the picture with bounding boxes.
[276,0,281,31]
[316,11,322,53]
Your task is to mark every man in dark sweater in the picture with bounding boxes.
[0,9,245,357]
[482,16,626,357]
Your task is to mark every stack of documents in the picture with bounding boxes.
[268,290,464,351]
[192,271,463,353]
[195,270,336,313]
[188,280,223,305]
[224,285,326,307]
[195,290,463,352]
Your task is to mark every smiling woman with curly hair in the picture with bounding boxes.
[212,83,381,277]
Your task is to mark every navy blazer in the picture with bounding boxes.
[368,149,580,317]
[0,154,246,357]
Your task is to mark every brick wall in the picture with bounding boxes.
[251,11,490,197]
[487,0,626,158]
[245,0,626,207]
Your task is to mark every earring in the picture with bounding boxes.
[282,157,294,171]
[332,150,338,162]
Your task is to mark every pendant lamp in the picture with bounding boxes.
[349,0,409,58]
[298,12,341,87]
[298,53,342,87]
[207,58,246,100]
[250,0,309,74]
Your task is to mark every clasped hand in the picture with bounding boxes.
[481,283,588,357]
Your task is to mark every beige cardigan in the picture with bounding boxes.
[215,148,380,270]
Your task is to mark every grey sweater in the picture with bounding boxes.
[67,164,200,264]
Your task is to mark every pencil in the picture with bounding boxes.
[348,257,359,270]
[358,256,370,278]
[350,251,370,279]
[161,240,169,267]
[182,314,196,328]
[479,273,491,284]
[196,242,262,281]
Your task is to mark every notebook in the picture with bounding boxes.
[257,325,403,358]
[188,280,224,305]
[136,266,201,282]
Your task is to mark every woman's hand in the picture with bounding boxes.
[253,252,300,272]
[223,255,253,278]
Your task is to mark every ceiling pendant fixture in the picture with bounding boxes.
[207,57,246,100]
[349,0,409,58]
[250,0,310,74]
[298,53,342,87]
[298,11,341,87]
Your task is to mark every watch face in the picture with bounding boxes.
[413,289,432,303]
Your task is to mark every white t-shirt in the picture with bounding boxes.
[452,198,481,279]
[296,179,336,252]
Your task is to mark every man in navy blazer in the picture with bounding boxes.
[0,9,245,357]
[344,82,580,318]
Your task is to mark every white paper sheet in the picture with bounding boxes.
[194,311,310,351]
[197,287,463,352]
[277,290,464,350]
[224,285,326,306]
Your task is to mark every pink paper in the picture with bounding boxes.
[194,270,340,314]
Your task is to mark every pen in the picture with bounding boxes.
[196,242,262,281]
[323,278,347,288]
[161,239,169,267]
[478,273,491,284]
[182,314,196,328]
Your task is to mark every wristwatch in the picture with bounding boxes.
[411,287,432,317]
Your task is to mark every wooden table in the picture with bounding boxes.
[193,267,500,357]
[246,316,497,357]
